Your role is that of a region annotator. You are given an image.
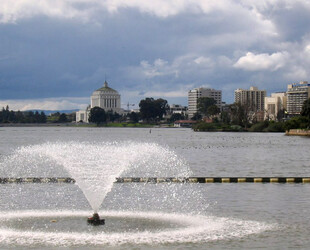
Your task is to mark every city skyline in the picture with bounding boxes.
[0,1,310,111]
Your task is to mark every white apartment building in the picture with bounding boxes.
[287,81,310,116]
[76,81,122,122]
[234,86,266,112]
[264,92,287,121]
[188,87,222,118]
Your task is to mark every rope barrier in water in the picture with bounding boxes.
[0,177,75,184]
[115,177,310,183]
[1,177,310,184]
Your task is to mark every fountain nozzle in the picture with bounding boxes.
[87,213,105,226]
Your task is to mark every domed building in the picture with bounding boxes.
[76,81,122,123]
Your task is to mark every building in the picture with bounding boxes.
[76,81,122,123]
[168,104,187,115]
[264,92,287,121]
[174,120,196,128]
[287,81,310,116]
[188,87,222,118]
[234,86,266,112]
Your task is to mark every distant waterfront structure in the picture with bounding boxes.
[76,81,122,123]
[234,86,266,112]
[168,104,187,115]
[264,92,287,121]
[188,87,222,118]
[286,81,310,116]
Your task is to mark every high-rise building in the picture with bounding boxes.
[234,86,266,112]
[264,92,287,121]
[287,81,310,116]
[188,87,222,118]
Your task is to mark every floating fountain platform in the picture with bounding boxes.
[87,213,105,226]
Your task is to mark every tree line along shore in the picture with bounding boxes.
[1,97,310,134]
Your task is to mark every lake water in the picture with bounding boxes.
[0,127,309,249]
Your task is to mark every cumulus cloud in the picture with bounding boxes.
[122,82,195,99]
[0,0,301,23]
[0,0,235,23]
[0,0,310,106]
[233,51,289,71]
[131,54,215,81]
[139,59,177,78]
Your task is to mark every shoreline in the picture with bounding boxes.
[0,123,170,128]
[285,129,310,136]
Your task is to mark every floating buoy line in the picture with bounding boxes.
[1,177,310,184]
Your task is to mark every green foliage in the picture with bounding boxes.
[220,111,231,124]
[249,121,285,132]
[193,122,217,131]
[228,125,244,131]
[229,102,250,128]
[58,113,68,123]
[127,112,140,123]
[249,121,269,132]
[207,105,220,116]
[169,113,185,122]
[265,122,285,132]
[0,106,47,123]
[276,109,286,121]
[301,98,310,119]
[193,122,245,132]
[139,98,169,122]
[191,112,202,121]
[106,110,121,122]
[284,116,310,130]
[88,107,106,125]
[197,97,216,116]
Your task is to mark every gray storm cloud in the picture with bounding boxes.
[0,0,309,109]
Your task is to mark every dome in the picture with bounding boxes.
[95,81,118,93]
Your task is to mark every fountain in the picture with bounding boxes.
[0,141,275,248]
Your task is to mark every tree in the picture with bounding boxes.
[88,107,106,125]
[24,111,35,123]
[106,110,121,122]
[191,112,202,121]
[207,105,220,116]
[220,111,230,124]
[58,113,68,123]
[229,102,251,129]
[197,97,216,116]
[39,111,47,123]
[154,98,169,119]
[284,116,310,130]
[34,111,41,123]
[15,111,24,123]
[276,109,286,122]
[169,113,185,122]
[128,112,139,123]
[301,98,310,119]
[139,98,169,122]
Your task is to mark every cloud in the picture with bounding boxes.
[139,59,177,78]
[233,51,289,71]
[0,0,310,106]
[0,97,89,111]
[0,0,234,23]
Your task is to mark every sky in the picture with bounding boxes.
[0,0,310,111]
